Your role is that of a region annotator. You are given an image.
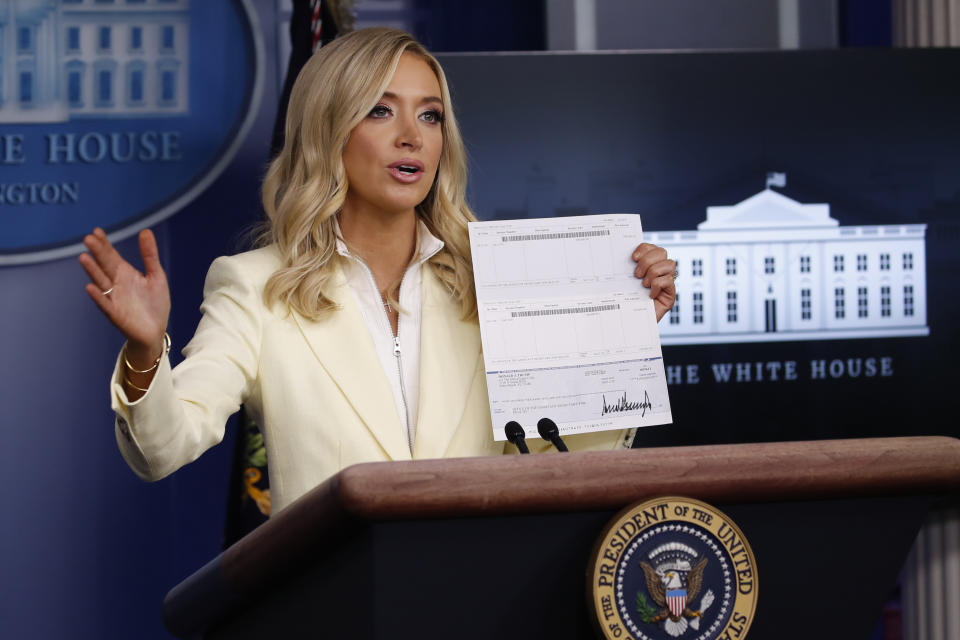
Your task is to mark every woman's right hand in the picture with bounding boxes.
[79,228,171,372]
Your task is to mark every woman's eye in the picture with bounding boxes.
[369,104,392,118]
[420,109,444,124]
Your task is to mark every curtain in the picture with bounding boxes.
[893,0,960,46]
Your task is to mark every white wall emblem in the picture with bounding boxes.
[650,188,928,345]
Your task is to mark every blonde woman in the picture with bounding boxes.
[79,28,677,515]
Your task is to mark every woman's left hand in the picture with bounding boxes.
[632,243,676,322]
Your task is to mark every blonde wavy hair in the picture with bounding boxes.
[259,27,477,320]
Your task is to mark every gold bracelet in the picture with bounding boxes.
[123,332,171,374]
[123,375,150,393]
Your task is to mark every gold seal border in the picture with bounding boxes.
[587,496,758,640]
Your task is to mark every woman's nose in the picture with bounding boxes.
[395,114,422,150]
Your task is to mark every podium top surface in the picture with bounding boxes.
[316,435,960,518]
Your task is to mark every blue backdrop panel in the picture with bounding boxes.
[0,1,278,638]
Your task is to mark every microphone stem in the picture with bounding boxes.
[504,421,531,454]
[536,417,569,452]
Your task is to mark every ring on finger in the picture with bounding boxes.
[101,286,114,296]
[672,270,679,281]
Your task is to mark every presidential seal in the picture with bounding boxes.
[589,497,757,640]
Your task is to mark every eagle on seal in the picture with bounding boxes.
[639,557,710,637]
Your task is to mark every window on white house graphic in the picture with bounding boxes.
[801,289,812,320]
[18,26,34,53]
[834,287,845,319]
[833,255,844,272]
[858,287,868,318]
[127,63,145,105]
[157,60,179,106]
[904,285,914,316]
[903,252,914,270]
[100,70,111,103]
[881,286,891,317]
[692,292,703,324]
[764,257,775,274]
[725,258,736,276]
[691,259,703,277]
[726,291,737,323]
[131,27,143,51]
[669,299,680,325]
[67,27,81,52]
[163,71,175,101]
[857,254,867,272]
[99,26,111,51]
[94,62,117,107]
[800,256,811,273]
[162,26,175,51]
[19,71,33,106]
[880,253,890,271]
[67,69,83,107]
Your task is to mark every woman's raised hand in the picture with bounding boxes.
[632,243,677,322]
[79,228,171,367]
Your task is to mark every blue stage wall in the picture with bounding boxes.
[2,6,957,639]
[1,2,278,638]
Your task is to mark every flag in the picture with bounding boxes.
[269,0,353,158]
[765,171,787,189]
[224,0,352,549]
[222,412,272,548]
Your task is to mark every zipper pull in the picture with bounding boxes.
[393,336,401,357]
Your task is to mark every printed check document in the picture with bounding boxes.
[469,215,673,442]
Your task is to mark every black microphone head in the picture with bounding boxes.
[536,417,559,441]
[504,421,526,444]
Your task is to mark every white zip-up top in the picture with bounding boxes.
[333,218,444,452]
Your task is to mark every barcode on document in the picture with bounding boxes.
[501,230,610,242]
[510,304,620,318]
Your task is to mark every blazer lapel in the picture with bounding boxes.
[291,270,412,461]
[413,266,484,460]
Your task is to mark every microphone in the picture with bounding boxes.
[504,421,530,454]
[536,418,569,452]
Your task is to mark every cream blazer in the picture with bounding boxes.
[111,246,629,514]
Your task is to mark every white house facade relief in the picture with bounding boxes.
[0,0,189,123]
[648,188,928,345]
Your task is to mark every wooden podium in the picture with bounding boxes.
[163,436,960,639]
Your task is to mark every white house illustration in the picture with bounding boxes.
[0,0,189,123]
[648,188,928,345]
